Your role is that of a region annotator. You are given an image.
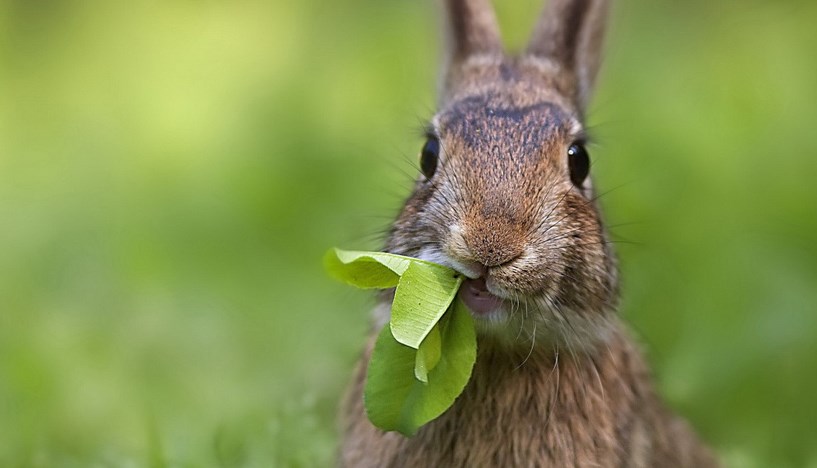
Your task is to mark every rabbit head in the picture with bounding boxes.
[385,0,617,352]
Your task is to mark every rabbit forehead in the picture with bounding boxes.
[434,92,580,182]
[437,92,576,149]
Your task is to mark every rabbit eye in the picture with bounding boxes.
[420,137,439,179]
[567,142,590,187]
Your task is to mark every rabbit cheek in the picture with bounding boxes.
[547,209,616,317]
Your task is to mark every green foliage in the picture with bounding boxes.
[364,302,476,436]
[325,248,464,348]
[415,323,441,383]
[324,249,406,288]
[325,248,473,435]
[391,262,463,349]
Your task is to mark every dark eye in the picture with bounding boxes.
[567,142,590,187]
[420,137,439,179]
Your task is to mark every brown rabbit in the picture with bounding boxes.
[339,0,718,466]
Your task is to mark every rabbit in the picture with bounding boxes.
[339,0,718,466]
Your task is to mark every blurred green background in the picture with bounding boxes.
[1,0,816,466]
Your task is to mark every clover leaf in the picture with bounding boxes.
[325,248,477,436]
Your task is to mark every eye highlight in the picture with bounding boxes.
[420,137,439,179]
[567,142,590,187]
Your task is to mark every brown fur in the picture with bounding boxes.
[339,0,717,466]
[341,325,717,467]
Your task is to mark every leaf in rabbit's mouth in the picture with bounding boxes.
[324,248,477,437]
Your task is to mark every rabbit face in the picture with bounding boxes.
[387,59,618,350]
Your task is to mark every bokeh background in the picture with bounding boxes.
[1,0,816,466]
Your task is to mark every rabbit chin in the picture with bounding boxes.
[467,294,617,353]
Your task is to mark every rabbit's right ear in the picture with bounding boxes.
[438,0,502,102]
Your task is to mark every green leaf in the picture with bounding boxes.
[323,249,412,289]
[325,247,477,435]
[364,301,476,436]
[414,323,441,383]
[390,262,463,348]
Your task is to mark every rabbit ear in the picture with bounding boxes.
[439,0,502,99]
[526,0,610,110]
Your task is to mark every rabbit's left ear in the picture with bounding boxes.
[526,0,611,111]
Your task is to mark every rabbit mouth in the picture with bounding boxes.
[459,277,504,318]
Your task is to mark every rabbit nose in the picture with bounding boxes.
[466,225,525,267]
[467,199,528,267]
[447,218,525,270]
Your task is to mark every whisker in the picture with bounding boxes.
[515,319,537,370]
